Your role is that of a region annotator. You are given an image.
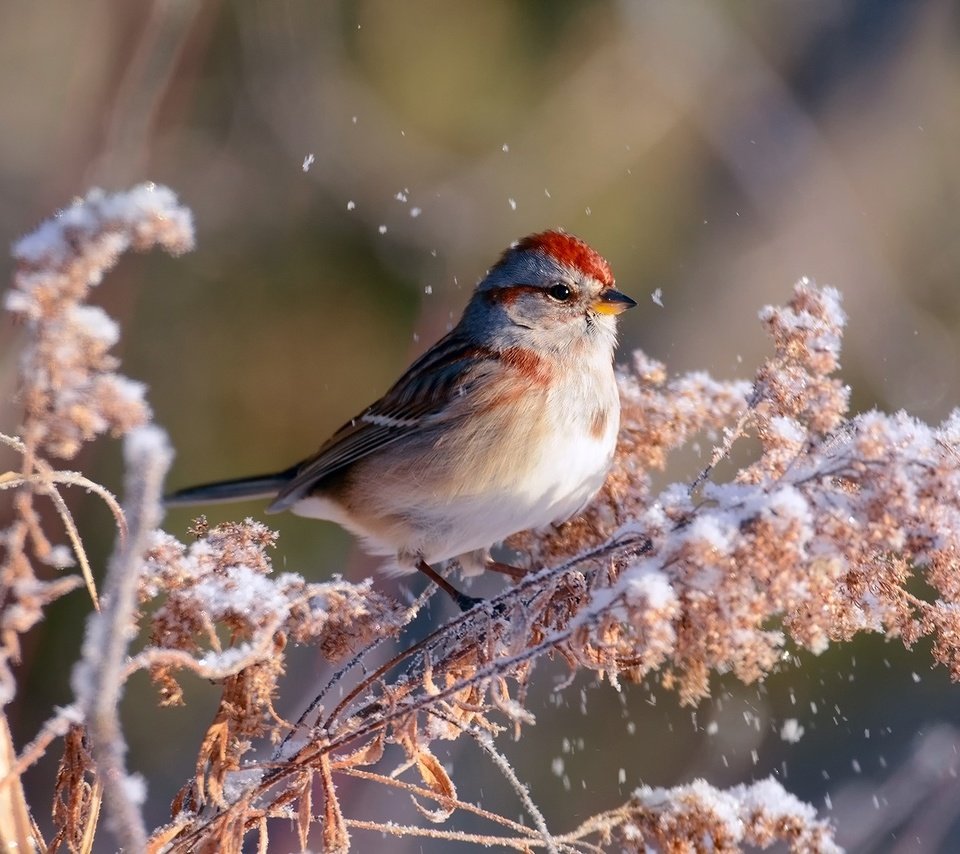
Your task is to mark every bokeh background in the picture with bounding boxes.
[2,1,960,850]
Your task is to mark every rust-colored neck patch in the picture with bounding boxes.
[498,346,552,385]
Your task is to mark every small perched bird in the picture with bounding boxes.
[167,231,636,607]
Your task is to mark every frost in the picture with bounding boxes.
[123,773,147,806]
[137,519,403,705]
[124,424,172,470]
[781,718,805,743]
[625,567,676,611]
[42,544,76,568]
[68,304,120,347]
[221,767,265,805]
[684,514,737,555]
[6,183,193,459]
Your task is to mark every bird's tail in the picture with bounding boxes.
[165,466,298,509]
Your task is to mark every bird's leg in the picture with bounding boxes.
[416,558,482,612]
[485,560,527,580]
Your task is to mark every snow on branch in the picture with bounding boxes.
[6,183,193,460]
[571,777,841,853]
[0,184,195,715]
[512,281,960,704]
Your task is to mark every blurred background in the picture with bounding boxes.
[1,1,959,850]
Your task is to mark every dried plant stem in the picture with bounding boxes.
[0,705,80,788]
[343,818,586,851]
[125,621,286,680]
[689,400,754,494]
[341,767,558,840]
[319,575,625,756]
[75,428,173,851]
[324,533,646,730]
[465,725,558,853]
[276,585,435,761]
[0,715,41,851]
[37,478,99,609]
[1,432,129,609]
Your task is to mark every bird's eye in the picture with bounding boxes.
[547,283,572,302]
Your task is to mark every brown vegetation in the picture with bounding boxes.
[8,185,960,851]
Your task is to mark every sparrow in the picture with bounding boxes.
[166,231,636,608]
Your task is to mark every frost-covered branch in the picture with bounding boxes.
[566,778,841,853]
[6,183,193,461]
[0,183,195,712]
[0,184,193,850]
[72,426,172,851]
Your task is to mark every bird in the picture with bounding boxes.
[166,231,636,608]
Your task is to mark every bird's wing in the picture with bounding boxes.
[268,330,498,511]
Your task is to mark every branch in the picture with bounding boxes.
[71,427,173,851]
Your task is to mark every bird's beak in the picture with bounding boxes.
[592,288,637,316]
